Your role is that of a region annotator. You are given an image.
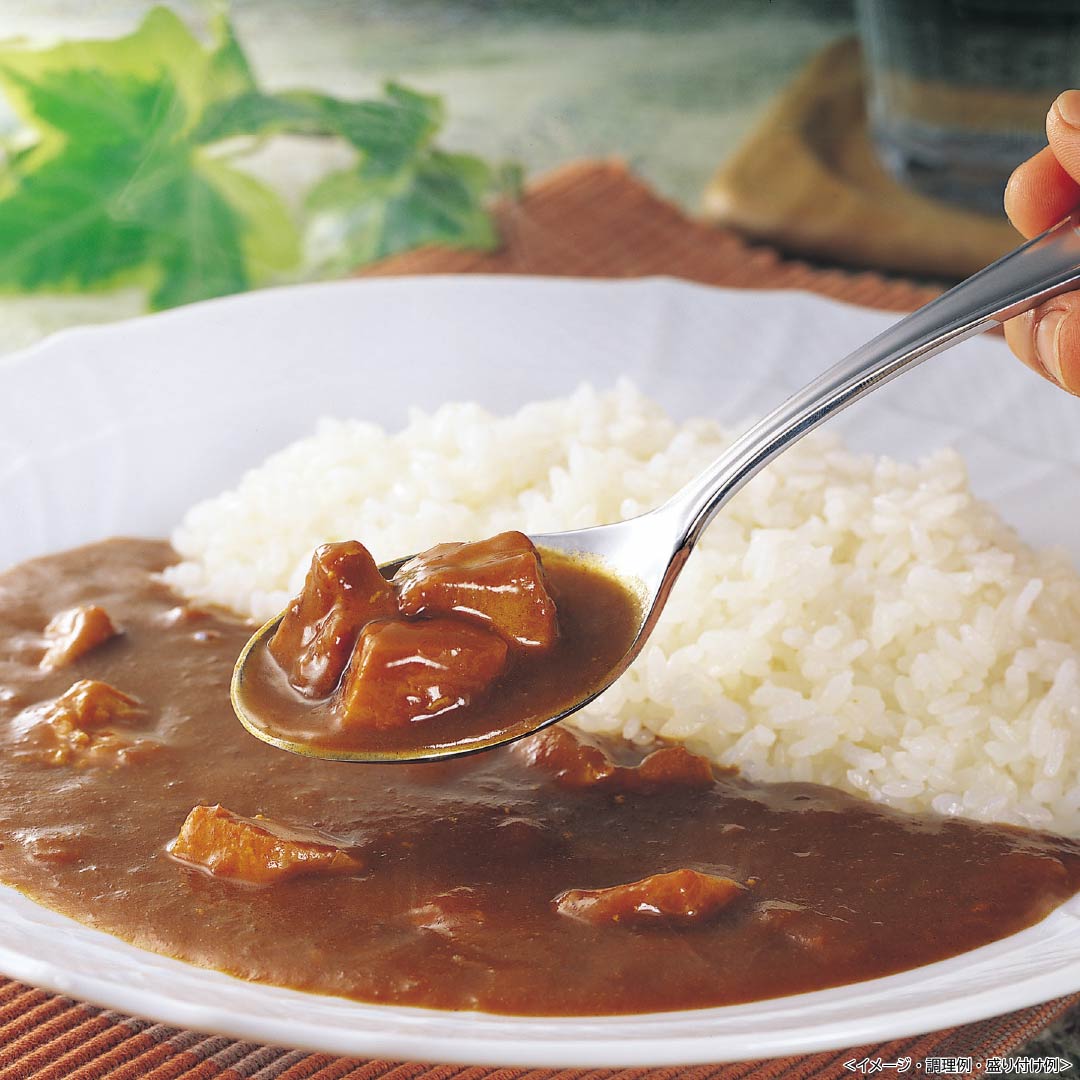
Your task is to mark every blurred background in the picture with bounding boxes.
[0,0,1074,349]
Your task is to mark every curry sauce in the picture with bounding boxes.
[1,538,1079,1015]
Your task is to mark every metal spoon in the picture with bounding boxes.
[233,209,1080,763]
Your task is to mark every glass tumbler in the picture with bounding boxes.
[857,0,1080,214]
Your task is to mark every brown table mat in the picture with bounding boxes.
[1,977,1076,1080]
[2,161,1062,1077]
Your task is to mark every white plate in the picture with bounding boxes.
[2,277,1080,1067]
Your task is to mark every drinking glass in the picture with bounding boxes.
[857,0,1080,214]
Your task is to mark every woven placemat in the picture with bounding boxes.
[2,161,1063,1078]
[0,977,1076,1079]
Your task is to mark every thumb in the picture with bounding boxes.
[1003,295,1080,395]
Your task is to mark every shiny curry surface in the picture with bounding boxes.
[1,538,1079,1015]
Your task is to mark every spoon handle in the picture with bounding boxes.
[665,208,1080,551]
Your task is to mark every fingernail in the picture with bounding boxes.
[1055,89,1080,128]
[1035,309,1067,384]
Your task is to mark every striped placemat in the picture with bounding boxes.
[1,978,1076,1079]
[3,160,1068,1078]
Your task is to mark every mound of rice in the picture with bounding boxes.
[165,381,1080,834]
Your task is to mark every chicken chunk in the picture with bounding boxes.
[394,531,558,652]
[39,605,119,670]
[515,725,616,789]
[337,617,508,731]
[517,726,714,793]
[170,804,362,885]
[42,678,142,732]
[754,903,853,958]
[26,679,148,767]
[269,541,397,698]
[554,869,747,927]
[632,745,715,793]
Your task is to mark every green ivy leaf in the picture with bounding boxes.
[0,6,514,309]
[0,8,254,145]
[197,83,443,178]
[307,149,502,269]
[322,84,444,178]
[0,7,299,309]
[200,79,505,267]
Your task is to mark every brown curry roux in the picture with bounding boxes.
[0,538,1078,1015]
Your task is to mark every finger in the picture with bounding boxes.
[1004,145,1080,238]
[1046,90,1080,187]
[1002,294,1080,395]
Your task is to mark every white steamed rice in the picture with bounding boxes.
[165,381,1080,834]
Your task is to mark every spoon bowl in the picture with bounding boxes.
[233,208,1080,762]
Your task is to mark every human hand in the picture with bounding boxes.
[1003,90,1080,395]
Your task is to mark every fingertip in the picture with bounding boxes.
[1003,147,1078,238]
[1003,164,1030,231]
[1052,89,1080,132]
